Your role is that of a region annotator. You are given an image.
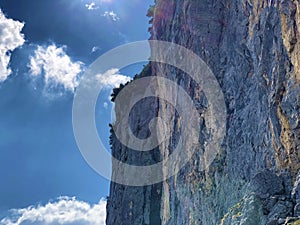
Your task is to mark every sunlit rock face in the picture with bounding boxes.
[106,0,300,224]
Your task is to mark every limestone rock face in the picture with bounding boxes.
[106,0,300,224]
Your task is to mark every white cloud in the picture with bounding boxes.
[96,68,131,88]
[85,2,99,10]
[91,46,100,53]
[100,0,112,3]
[0,197,106,225]
[0,10,25,82]
[103,11,119,21]
[28,44,84,92]
[103,102,108,109]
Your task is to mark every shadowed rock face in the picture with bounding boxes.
[106,0,300,224]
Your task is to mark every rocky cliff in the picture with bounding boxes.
[106,0,300,224]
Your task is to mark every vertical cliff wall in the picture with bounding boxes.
[106,0,300,224]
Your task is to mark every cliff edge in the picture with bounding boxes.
[107,0,300,224]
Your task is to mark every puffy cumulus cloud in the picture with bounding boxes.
[91,46,100,53]
[28,44,84,92]
[85,2,99,10]
[103,11,119,21]
[96,68,131,88]
[103,102,108,109]
[0,10,25,82]
[0,197,106,225]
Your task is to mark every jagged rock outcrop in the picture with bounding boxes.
[106,0,300,224]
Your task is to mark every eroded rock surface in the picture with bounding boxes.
[107,0,300,224]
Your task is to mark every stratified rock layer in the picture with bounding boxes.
[107,1,300,224]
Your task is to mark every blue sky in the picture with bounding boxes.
[0,0,152,224]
